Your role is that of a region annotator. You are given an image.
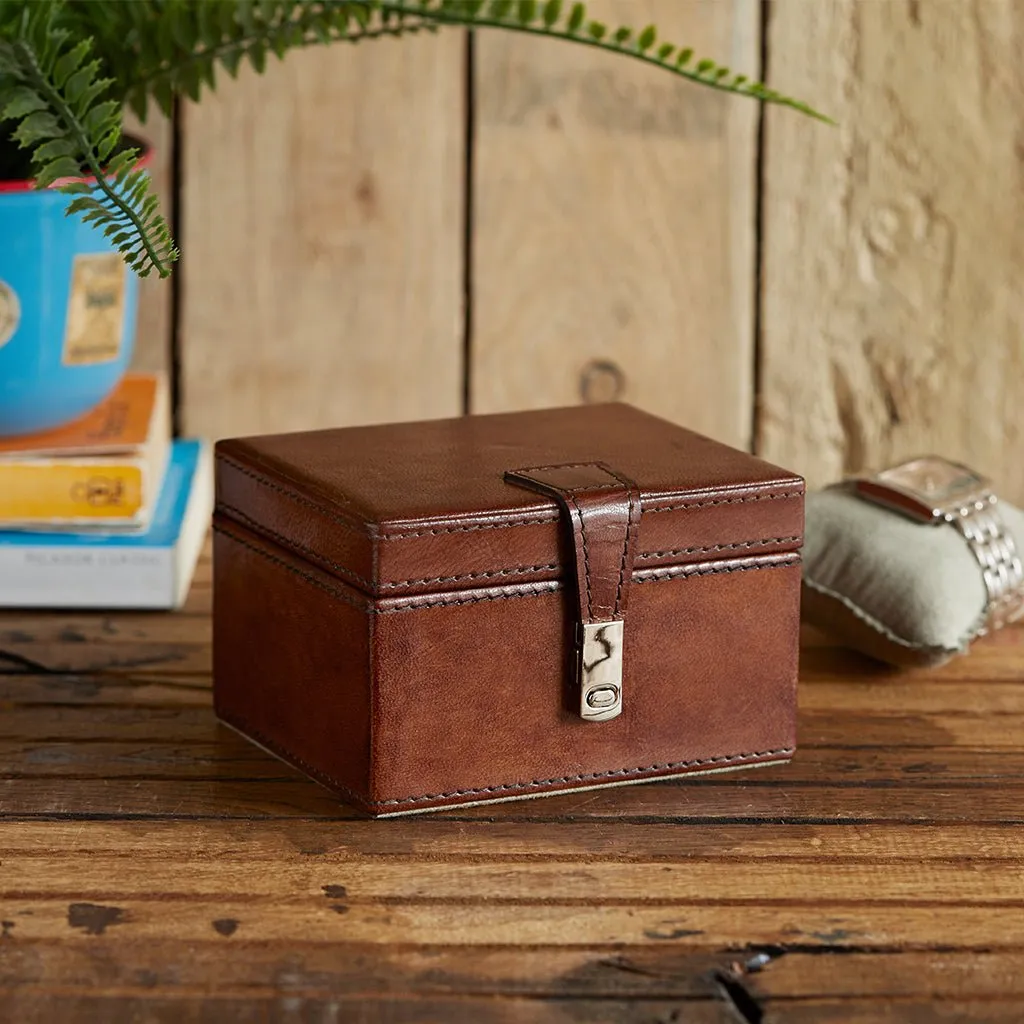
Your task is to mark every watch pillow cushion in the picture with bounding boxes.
[802,483,1024,668]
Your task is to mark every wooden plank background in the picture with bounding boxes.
[759,0,1024,497]
[472,0,758,449]
[126,0,1024,499]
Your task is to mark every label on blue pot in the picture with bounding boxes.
[62,254,127,365]
[0,279,19,348]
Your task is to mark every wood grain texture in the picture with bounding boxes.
[2,820,1022,859]
[9,739,1024,788]
[3,545,1024,1019]
[470,0,759,448]
[3,944,1024,1000]
[762,1004,1024,1024]
[7,995,1021,1024]
[3,897,1024,947]
[177,37,465,439]
[0,995,737,1024]
[759,0,1024,497]
[11,777,1024,822]
[7,856,1024,903]
[123,109,173,377]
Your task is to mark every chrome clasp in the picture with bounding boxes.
[578,620,624,722]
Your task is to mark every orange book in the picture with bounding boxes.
[0,374,170,529]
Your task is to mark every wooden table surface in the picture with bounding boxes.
[2,544,1023,1023]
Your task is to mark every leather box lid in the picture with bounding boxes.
[214,403,804,598]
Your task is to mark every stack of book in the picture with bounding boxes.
[0,373,212,609]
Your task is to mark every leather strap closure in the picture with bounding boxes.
[504,462,641,722]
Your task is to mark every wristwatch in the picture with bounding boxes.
[854,456,1024,632]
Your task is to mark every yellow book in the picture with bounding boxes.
[0,374,170,529]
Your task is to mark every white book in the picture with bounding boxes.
[0,440,212,609]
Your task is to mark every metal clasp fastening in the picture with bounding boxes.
[579,620,624,722]
[504,462,638,725]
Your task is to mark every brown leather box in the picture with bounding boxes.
[213,403,804,817]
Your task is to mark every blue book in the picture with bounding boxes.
[0,440,212,609]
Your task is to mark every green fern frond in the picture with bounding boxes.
[122,0,829,126]
[123,0,440,121]
[0,2,177,277]
[0,0,829,279]
[385,0,831,123]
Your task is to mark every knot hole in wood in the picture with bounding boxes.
[580,359,626,404]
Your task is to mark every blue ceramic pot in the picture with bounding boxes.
[0,149,148,437]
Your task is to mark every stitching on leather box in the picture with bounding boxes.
[381,564,560,589]
[217,502,561,590]
[645,490,803,514]
[222,456,560,540]
[218,524,796,613]
[219,456,370,536]
[374,747,795,806]
[218,500,377,590]
[516,461,605,473]
[384,515,561,539]
[223,704,792,810]
[567,491,593,620]
[638,536,803,560]
[220,498,798,588]
[384,563,794,611]
[614,478,636,617]
[215,526,370,612]
[513,462,622,494]
[220,523,563,613]
[634,557,799,584]
[379,584,562,615]
[221,456,802,541]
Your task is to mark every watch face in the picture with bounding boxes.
[877,457,985,504]
[856,457,992,521]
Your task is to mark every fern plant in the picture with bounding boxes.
[0,0,827,279]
